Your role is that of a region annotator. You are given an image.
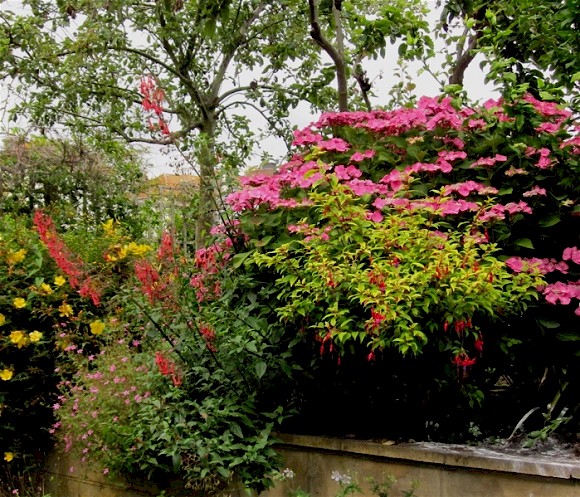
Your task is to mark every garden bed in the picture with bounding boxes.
[45,434,580,497]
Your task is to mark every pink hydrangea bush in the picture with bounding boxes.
[203,94,579,439]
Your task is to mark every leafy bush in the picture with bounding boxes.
[220,93,579,440]
[53,232,292,495]
[0,213,146,493]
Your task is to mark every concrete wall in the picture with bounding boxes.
[45,434,580,497]
[265,434,580,497]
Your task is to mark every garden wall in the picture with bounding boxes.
[45,434,580,497]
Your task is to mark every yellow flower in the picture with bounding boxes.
[9,331,28,348]
[3,452,14,462]
[13,298,26,309]
[102,219,115,236]
[29,331,43,343]
[58,303,73,317]
[89,320,106,336]
[0,314,5,326]
[0,369,13,381]
[54,275,66,287]
[39,283,53,295]
[6,249,26,265]
[119,242,151,259]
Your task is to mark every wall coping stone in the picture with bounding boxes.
[275,433,580,481]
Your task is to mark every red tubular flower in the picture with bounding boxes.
[474,336,484,353]
[33,210,101,305]
[369,309,386,330]
[199,324,217,353]
[157,231,175,262]
[154,351,175,376]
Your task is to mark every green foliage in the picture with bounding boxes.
[252,185,542,358]
[0,135,147,233]
[440,0,580,108]
[53,231,294,495]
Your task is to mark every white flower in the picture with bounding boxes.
[330,471,352,485]
[282,468,295,479]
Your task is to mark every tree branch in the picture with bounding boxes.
[448,31,481,86]
[308,0,348,111]
[208,2,269,103]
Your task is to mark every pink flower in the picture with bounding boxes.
[350,149,375,162]
[535,122,560,134]
[522,186,547,197]
[318,138,350,152]
[563,247,580,265]
[292,128,323,146]
[543,281,580,305]
[471,154,508,168]
[366,210,384,223]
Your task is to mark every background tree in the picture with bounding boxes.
[0,0,314,245]
[0,0,439,244]
[0,134,146,230]
[439,0,580,105]
[307,0,432,111]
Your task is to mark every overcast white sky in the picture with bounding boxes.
[0,0,497,177]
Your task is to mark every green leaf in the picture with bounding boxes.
[231,252,251,269]
[515,238,534,249]
[255,361,267,379]
[538,319,561,329]
[556,332,580,341]
[538,215,560,228]
[229,422,244,438]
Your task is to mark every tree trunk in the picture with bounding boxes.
[195,117,218,249]
[332,0,348,112]
[308,0,349,112]
[449,32,481,86]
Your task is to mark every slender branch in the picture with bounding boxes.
[208,2,269,102]
[216,83,302,106]
[308,0,348,111]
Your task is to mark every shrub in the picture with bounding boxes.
[53,232,292,495]
[218,94,579,439]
